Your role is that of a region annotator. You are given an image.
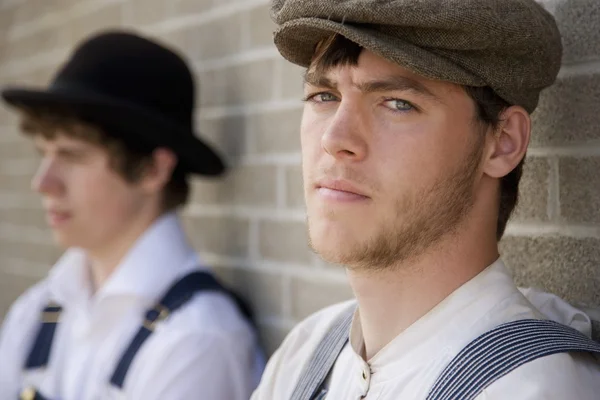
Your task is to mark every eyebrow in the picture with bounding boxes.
[303,72,440,102]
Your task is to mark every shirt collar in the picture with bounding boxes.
[348,258,520,368]
[47,212,203,308]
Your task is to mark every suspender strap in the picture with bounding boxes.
[290,305,355,400]
[109,271,227,388]
[24,303,63,369]
[426,319,600,400]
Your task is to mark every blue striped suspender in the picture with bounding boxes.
[20,271,243,399]
[290,305,355,400]
[290,314,600,400]
[426,319,600,400]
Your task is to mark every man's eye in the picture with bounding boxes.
[383,99,414,112]
[303,92,339,103]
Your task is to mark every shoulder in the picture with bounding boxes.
[252,300,356,400]
[137,290,261,364]
[277,299,356,357]
[479,352,600,399]
[1,278,50,335]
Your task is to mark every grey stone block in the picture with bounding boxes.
[559,157,600,223]
[512,157,550,222]
[500,236,600,307]
[531,73,600,146]
[259,219,312,264]
[183,215,250,258]
[553,0,600,63]
[290,276,353,320]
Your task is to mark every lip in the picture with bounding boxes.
[315,179,370,202]
[46,209,71,228]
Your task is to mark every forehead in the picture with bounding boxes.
[306,49,466,99]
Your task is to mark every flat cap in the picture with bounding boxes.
[270,0,562,113]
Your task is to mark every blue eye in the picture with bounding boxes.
[303,92,339,103]
[383,99,414,112]
[317,93,337,102]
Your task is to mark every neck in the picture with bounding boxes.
[348,212,499,360]
[86,209,164,292]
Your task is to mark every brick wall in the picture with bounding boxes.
[0,0,598,355]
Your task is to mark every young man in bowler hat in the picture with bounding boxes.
[0,30,264,399]
[253,0,600,399]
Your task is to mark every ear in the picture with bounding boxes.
[482,106,530,179]
[139,148,178,194]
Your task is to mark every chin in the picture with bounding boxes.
[308,220,360,265]
[51,231,78,250]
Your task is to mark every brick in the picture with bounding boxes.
[173,0,214,16]
[189,165,277,207]
[511,157,549,222]
[553,0,600,63]
[0,208,46,227]
[182,215,250,258]
[251,108,302,154]
[531,73,600,146]
[500,236,600,307]
[280,59,305,99]
[559,157,600,223]
[12,0,61,26]
[256,321,290,356]
[30,66,57,86]
[245,5,276,48]
[180,14,244,62]
[0,7,16,34]
[285,165,304,208]
[127,0,169,25]
[0,174,34,192]
[3,27,63,63]
[67,3,124,44]
[259,220,312,264]
[0,104,20,127]
[0,272,40,319]
[213,266,283,318]
[198,115,250,160]
[290,276,353,320]
[0,138,36,159]
[0,241,61,265]
[199,59,275,107]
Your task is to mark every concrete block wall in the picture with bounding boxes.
[0,0,598,354]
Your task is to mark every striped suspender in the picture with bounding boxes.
[426,319,600,400]
[290,305,355,400]
[291,316,600,400]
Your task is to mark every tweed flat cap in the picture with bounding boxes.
[270,0,562,113]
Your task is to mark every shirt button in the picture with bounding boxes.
[362,370,367,380]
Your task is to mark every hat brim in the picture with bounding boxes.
[1,87,225,176]
[274,18,486,87]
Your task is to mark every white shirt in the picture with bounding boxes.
[252,259,600,400]
[0,213,265,400]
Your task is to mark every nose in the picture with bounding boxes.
[321,103,368,162]
[31,158,64,197]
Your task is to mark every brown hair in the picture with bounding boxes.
[308,34,524,240]
[19,107,190,212]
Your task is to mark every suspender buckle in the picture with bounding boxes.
[20,387,36,400]
[143,304,170,331]
[41,309,61,324]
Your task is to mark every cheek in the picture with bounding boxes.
[75,170,139,219]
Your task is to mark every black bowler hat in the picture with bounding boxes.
[1,30,225,176]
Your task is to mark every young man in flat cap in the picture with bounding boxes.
[0,30,263,399]
[253,1,600,399]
